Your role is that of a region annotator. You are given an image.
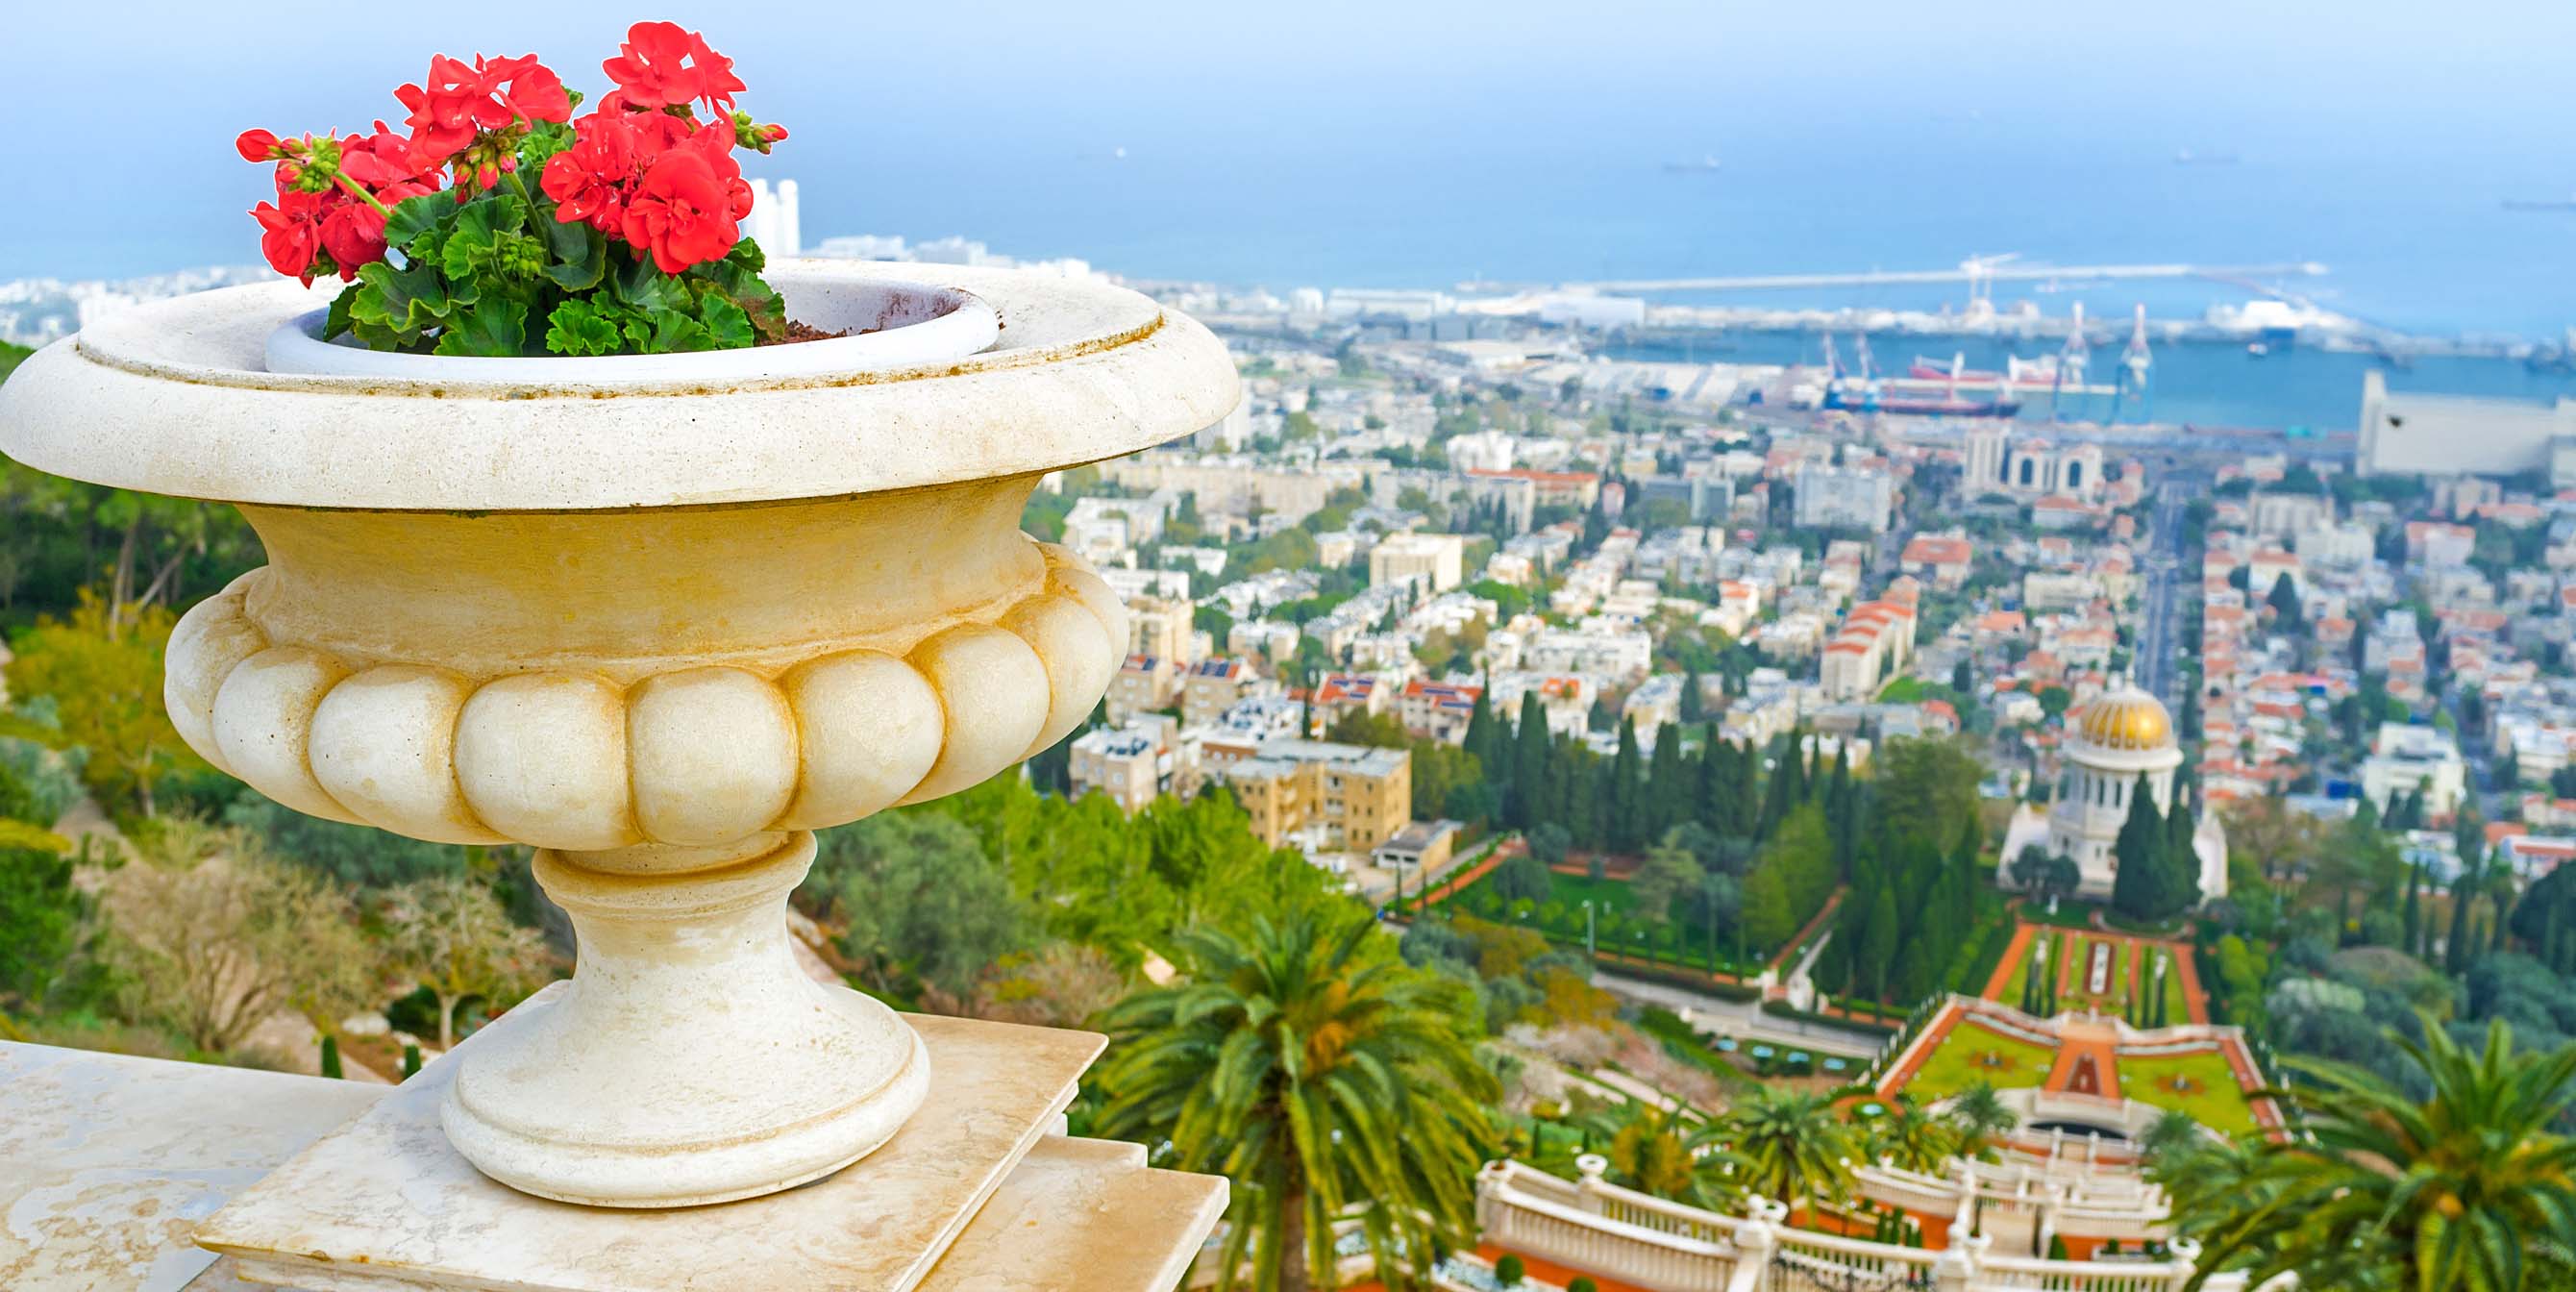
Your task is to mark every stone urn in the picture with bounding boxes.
[0,261,1236,1208]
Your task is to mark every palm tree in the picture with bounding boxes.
[2182,1019,2576,1292]
[1863,1095,1962,1175]
[1702,1087,1855,1211]
[1094,901,1497,1292]
[1945,1082,2017,1161]
[1598,1100,1737,1212]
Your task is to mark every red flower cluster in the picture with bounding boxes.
[539,22,786,274]
[237,127,444,285]
[395,53,572,191]
[236,23,787,286]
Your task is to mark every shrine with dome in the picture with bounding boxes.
[2002,685,2229,904]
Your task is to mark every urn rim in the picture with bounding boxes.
[0,260,1238,512]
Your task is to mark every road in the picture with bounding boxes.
[1592,970,1885,1060]
[2135,475,2196,706]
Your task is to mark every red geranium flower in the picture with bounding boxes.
[541,112,643,232]
[235,129,283,162]
[601,21,744,114]
[396,52,571,171]
[340,123,438,189]
[251,188,330,285]
[620,147,740,273]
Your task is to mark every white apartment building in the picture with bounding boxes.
[1368,533,1467,592]
[2361,722,2467,819]
[1793,463,1895,534]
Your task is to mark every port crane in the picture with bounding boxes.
[2105,304,2154,424]
[2051,302,2093,418]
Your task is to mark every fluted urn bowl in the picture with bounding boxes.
[0,261,1238,1207]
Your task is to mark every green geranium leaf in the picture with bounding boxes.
[724,237,767,275]
[647,311,714,354]
[348,259,448,348]
[544,299,624,357]
[441,195,545,284]
[612,255,692,313]
[691,256,786,342]
[697,292,755,349]
[435,298,529,358]
[384,193,449,254]
[324,285,359,340]
[520,117,576,170]
[541,220,607,291]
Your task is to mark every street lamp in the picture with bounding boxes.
[1582,899,1597,958]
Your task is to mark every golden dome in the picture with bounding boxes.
[2076,689,2175,751]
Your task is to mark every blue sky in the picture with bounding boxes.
[7,0,2573,318]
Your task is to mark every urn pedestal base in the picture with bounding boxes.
[189,991,1228,1292]
[439,832,929,1207]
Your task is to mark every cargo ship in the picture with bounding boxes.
[1823,335,2021,417]
[1907,353,2065,387]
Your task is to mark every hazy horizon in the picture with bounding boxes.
[9,1,2573,335]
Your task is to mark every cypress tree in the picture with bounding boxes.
[2444,872,2476,975]
[1861,888,1900,1003]
[1608,717,1645,853]
[2109,774,2167,922]
[1509,691,1550,830]
[2400,860,2422,958]
[1647,721,1687,839]
[1463,684,1501,784]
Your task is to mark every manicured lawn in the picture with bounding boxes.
[1903,1020,2057,1100]
[1539,870,1639,914]
[2119,1048,2258,1135]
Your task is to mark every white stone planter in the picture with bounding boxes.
[0,260,1237,1208]
[263,279,1001,384]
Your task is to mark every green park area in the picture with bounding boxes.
[1902,1019,2057,1100]
[2120,1048,2260,1135]
[1991,927,2189,1026]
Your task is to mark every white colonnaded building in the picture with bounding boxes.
[2002,685,2227,903]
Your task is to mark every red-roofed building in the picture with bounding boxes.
[1399,679,1483,746]
[1899,534,1974,588]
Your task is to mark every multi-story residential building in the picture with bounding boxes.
[1182,658,1259,729]
[1817,594,1919,703]
[1061,493,1172,567]
[1519,621,1653,681]
[1399,679,1482,745]
[1105,654,1180,723]
[1309,673,1387,733]
[1368,532,1467,591]
[1899,533,1974,588]
[1793,463,1895,533]
[1127,595,1194,664]
[2361,722,2467,819]
[1488,672,1593,738]
[1622,673,1686,745]
[2294,520,2376,569]
[1222,739,1412,853]
[2246,490,2333,540]
[1068,717,1177,814]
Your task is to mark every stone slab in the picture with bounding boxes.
[193,1137,1227,1292]
[197,991,1104,1292]
[917,1136,1226,1292]
[0,1042,387,1292]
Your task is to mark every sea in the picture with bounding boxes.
[791,142,2576,434]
